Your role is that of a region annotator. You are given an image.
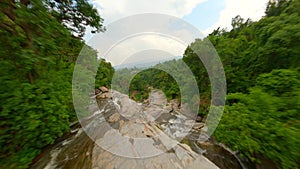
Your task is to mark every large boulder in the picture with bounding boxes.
[99,86,109,93]
[96,92,112,99]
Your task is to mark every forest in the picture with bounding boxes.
[0,0,299,168]
[0,0,113,168]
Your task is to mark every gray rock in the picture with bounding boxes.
[96,92,113,99]
[91,90,219,169]
[31,89,219,169]
[149,89,167,107]
[192,122,205,130]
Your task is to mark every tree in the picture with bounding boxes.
[265,0,290,17]
[214,69,300,169]
[231,15,245,30]
[95,58,115,88]
[0,0,108,168]
[44,0,105,37]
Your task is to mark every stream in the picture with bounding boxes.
[30,90,254,169]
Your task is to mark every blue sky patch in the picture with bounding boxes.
[183,0,225,31]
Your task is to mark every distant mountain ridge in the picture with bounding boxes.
[114,55,182,69]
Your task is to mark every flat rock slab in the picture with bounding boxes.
[92,143,219,169]
[90,90,219,169]
[30,90,219,169]
[92,121,219,169]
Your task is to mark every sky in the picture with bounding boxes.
[86,0,270,67]
[90,0,269,35]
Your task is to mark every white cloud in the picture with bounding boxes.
[87,13,202,67]
[91,0,270,37]
[92,0,207,24]
[86,0,270,66]
[202,0,269,35]
[97,34,186,67]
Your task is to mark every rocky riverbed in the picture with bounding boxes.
[30,89,248,169]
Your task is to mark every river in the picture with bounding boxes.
[30,90,253,169]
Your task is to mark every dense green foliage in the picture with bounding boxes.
[128,66,181,101]
[210,0,300,168]
[215,69,300,169]
[96,59,114,88]
[112,63,182,101]
[0,0,113,168]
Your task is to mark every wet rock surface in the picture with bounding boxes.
[89,90,218,169]
[30,89,247,169]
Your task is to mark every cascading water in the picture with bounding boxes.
[30,90,253,169]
